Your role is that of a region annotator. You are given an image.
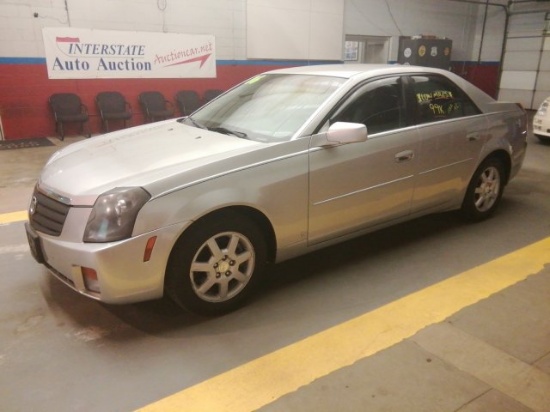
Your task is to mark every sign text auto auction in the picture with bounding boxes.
[43,28,216,79]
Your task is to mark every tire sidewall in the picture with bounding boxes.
[166,213,267,316]
[461,158,505,222]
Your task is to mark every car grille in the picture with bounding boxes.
[29,189,71,236]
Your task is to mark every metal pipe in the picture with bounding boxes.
[446,0,509,97]
[477,0,490,63]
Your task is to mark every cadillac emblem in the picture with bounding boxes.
[29,196,38,216]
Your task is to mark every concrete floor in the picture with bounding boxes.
[0,121,549,411]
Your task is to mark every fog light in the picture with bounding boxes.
[82,267,100,293]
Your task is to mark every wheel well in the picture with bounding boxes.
[484,150,511,185]
[185,206,277,264]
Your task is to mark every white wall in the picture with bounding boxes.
[1,0,506,64]
[0,0,247,60]
[343,0,506,63]
[0,1,60,58]
[246,0,344,60]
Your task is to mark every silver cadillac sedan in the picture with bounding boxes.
[26,64,527,315]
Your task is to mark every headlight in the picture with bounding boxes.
[537,102,548,116]
[83,187,151,243]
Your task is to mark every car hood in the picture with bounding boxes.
[39,120,264,205]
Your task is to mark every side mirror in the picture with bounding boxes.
[325,122,368,145]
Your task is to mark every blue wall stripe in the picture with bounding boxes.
[216,59,343,66]
[0,57,46,64]
[0,56,500,66]
[0,57,341,66]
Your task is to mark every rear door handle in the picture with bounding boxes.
[395,150,414,162]
[467,132,481,141]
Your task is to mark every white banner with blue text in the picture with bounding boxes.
[42,27,216,79]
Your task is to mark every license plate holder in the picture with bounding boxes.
[25,223,45,264]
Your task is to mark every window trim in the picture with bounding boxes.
[316,75,410,136]
[312,72,484,136]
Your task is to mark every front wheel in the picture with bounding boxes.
[460,158,505,222]
[165,213,267,316]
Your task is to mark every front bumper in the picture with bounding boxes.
[26,216,188,304]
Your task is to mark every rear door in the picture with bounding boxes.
[406,74,488,213]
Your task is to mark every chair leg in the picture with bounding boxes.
[59,122,64,141]
[85,122,91,138]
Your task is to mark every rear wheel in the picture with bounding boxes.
[461,158,505,221]
[165,213,266,316]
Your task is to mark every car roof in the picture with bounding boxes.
[264,63,497,108]
[265,63,450,79]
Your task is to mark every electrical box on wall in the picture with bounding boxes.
[398,36,452,70]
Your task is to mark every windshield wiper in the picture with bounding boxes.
[179,116,207,130]
[209,127,248,139]
[179,118,248,139]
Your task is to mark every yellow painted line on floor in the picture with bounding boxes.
[137,236,550,412]
[0,210,27,225]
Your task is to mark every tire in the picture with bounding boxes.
[535,134,550,144]
[165,212,267,316]
[460,158,505,222]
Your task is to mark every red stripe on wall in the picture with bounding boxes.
[451,62,500,99]
[56,37,80,43]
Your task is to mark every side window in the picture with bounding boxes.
[410,75,481,124]
[331,77,405,135]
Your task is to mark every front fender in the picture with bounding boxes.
[133,147,310,255]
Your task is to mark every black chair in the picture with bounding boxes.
[95,91,132,132]
[203,89,223,104]
[49,93,90,140]
[138,91,174,123]
[174,90,202,116]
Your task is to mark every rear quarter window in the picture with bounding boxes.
[410,75,481,125]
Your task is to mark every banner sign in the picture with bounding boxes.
[42,27,216,79]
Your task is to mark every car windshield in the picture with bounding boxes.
[185,73,346,143]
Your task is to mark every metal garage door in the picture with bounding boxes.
[499,4,550,110]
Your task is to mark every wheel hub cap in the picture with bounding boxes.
[190,232,255,303]
[217,259,231,274]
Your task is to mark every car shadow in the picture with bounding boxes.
[42,196,539,340]
[109,210,468,335]
[260,211,465,293]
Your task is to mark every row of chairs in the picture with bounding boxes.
[49,89,224,140]
[141,89,222,123]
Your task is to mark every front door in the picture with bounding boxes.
[308,76,419,245]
